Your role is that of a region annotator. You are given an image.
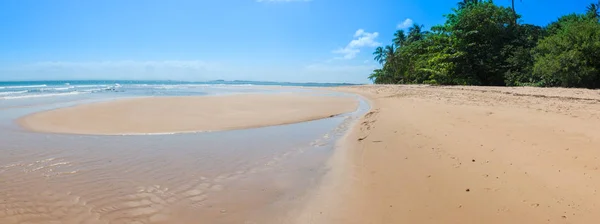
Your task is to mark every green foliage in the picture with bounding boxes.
[369,0,600,89]
[503,24,545,86]
[587,1,600,20]
[533,18,600,88]
[445,1,516,85]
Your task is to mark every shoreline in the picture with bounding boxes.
[294,88,379,224]
[0,89,364,224]
[17,93,358,135]
[299,85,600,223]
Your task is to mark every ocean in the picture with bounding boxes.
[0,80,355,100]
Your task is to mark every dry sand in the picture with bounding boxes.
[18,93,358,135]
[298,85,600,224]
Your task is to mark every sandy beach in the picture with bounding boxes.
[299,85,600,224]
[18,93,358,135]
[10,84,600,224]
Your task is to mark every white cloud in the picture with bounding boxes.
[332,48,360,60]
[332,29,380,60]
[397,18,414,29]
[256,0,311,2]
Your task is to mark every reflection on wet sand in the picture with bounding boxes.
[0,93,367,224]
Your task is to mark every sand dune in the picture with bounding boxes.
[18,93,358,135]
[299,85,600,224]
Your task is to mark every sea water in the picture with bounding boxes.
[0,80,367,224]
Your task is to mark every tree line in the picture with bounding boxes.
[370,0,600,88]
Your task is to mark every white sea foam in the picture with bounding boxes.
[215,84,255,87]
[73,85,109,88]
[0,91,86,100]
[151,85,201,89]
[0,85,47,89]
[40,86,75,91]
[0,90,28,96]
[80,88,107,93]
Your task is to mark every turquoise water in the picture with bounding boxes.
[0,80,355,100]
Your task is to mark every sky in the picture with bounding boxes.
[0,0,596,83]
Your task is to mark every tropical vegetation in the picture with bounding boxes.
[369,0,600,88]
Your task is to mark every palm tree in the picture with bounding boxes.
[393,30,407,48]
[587,1,599,20]
[511,0,522,24]
[384,44,397,74]
[380,45,398,83]
[368,69,385,83]
[458,0,480,9]
[407,24,426,43]
[373,47,385,64]
[384,45,396,61]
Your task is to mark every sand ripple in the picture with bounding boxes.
[0,111,357,223]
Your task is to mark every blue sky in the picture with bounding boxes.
[0,0,596,83]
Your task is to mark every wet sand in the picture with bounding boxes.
[0,89,367,224]
[300,85,600,223]
[18,94,358,135]
[0,122,342,224]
